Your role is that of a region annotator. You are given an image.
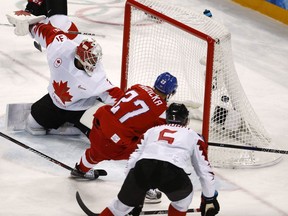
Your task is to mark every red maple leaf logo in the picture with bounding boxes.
[15,10,32,16]
[53,80,73,104]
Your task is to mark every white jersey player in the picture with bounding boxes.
[98,103,220,216]
[31,22,120,110]
[6,0,123,136]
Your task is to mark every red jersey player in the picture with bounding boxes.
[71,72,178,180]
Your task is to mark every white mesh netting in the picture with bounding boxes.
[122,0,282,168]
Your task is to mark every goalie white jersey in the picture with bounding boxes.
[30,20,121,111]
[127,124,216,198]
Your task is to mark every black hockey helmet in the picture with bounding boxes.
[166,103,189,126]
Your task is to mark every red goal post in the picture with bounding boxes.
[121,0,215,148]
[120,0,282,168]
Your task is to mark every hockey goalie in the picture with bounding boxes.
[5,0,123,137]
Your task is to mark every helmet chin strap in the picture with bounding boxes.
[84,66,94,76]
[166,90,176,101]
[166,94,171,102]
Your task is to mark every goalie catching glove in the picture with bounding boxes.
[200,191,220,216]
[6,10,45,36]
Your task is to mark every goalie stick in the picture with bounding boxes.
[208,142,288,155]
[35,33,104,52]
[0,23,105,38]
[2,22,105,52]
[0,132,107,176]
[0,23,14,27]
[76,191,200,215]
[67,31,106,38]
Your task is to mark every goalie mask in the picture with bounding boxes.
[75,38,102,76]
[166,103,189,126]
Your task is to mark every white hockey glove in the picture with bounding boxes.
[6,10,45,36]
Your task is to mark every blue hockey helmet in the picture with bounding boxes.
[154,72,178,96]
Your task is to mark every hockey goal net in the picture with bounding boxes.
[120,0,282,168]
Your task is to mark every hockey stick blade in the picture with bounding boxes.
[33,41,42,52]
[76,191,200,216]
[76,191,99,216]
[0,23,14,27]
[97,169,108,176]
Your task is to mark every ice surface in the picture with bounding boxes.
[0,0,288,215]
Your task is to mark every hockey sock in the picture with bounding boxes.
[168,204,187,216]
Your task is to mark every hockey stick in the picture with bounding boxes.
[137,208,200,215]
[1,23,105,38]
[208,142,288,155]
[0,131,74,171]
[67,31,105,38]
[33,30,105,52]
[76,191,200,216]
[0,132,110,177]
[0,23,14,27]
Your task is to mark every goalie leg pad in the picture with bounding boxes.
[5,103,32,131]
[80,101,106,129]
[47,122,82,136]
[26,114,47,135]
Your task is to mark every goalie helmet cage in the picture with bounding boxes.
[120,0,282,168]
